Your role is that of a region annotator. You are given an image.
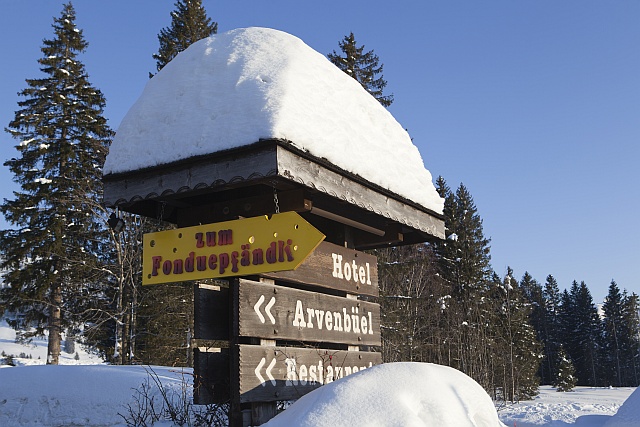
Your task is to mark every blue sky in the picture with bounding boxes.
[1,1,638,303]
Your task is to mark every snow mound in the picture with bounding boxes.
[104,27,443,214]
[264,362,506,427]
[605,387,640,427]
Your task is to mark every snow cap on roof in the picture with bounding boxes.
[104,27,443,213]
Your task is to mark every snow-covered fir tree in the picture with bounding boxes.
[328,32,394,107]
[602,282,640,386]
[603,280,626,386]
[151,0,218,76]
[553,344,577,392]
[433,178,495,390]
[541,274,563,384]
[620,291,640,385]
[489,269,541,402]
[560,281,603,386]
[520,273,545,341]
[0,2,113,365]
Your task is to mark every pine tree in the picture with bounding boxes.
[621,292,640,385]
[432,178,494,390]
[561,281,603,385]
[603,280,625,386]
[542,274,562,384]
[520,272,545,342]
[328,32,394,107]
[553,345,577,392]
[519,272,547,384]
[151,0,218,76]
[434,176,458,288]
[433,179,492,295]
[448,183,493,300]
[0,3,113,365]
[492,269,541,402]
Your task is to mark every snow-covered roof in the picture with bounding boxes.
[103,27,443,214]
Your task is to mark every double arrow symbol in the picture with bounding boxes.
[255,357,277,386]
[254,295,276,324]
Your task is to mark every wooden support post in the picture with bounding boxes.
[250,278,279,426]
[251,402,278,426]
[229,278,243,427]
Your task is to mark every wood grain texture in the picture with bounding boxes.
[276,144,445,238]
[238,279,381,346]
[238,344,381,402]
[103,144,278,207]
[194,284,229,341]
[261,241,379,296]
[103,140,445,243]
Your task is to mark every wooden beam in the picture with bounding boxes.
[104,140,445,247]
[177,189,311,227]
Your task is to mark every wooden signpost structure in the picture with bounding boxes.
[103,139,445,426]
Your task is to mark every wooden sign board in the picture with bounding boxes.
[261,241,379,296]
[193,347,230,404]
[194,283,229,341]
[238,344,381,403]
[238,279,381,346]
[142,212,325,285]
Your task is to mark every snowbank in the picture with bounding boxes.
[264,362,506,427]
[104,27,443,214]
[498,386,635,427]
[0,365,189,427]
[605,387,640,427]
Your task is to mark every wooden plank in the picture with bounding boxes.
[104,140,445,246]
[238,279,381,346]
[229,276,242,427]
[194,283,229,341]
[177,189,312,227]
[276,144,445,240]
[238,344,381,403]
[261,241,379,296]
[193,347,230,404]
[103,143,278,208]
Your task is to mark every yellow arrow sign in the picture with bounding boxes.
[142,212,325,285]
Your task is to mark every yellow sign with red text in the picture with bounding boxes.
[142,212,325,285]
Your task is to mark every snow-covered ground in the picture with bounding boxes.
[0,319,103,366]
[498,386,636,427]
[0,320,637,426]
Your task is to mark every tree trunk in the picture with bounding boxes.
[47,280,62,365]
[129,283,138,363]
[114,233,125,365]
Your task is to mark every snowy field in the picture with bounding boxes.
[497,386,636,427]
[1,320,638,426]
